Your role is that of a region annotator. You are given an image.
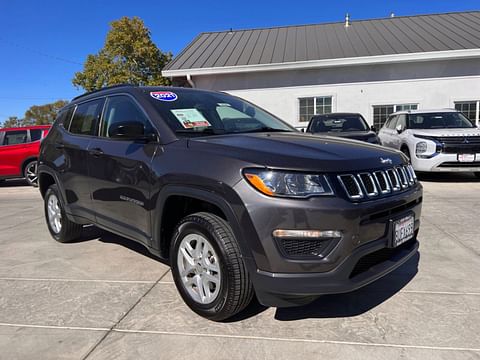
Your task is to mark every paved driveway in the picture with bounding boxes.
[0,175,479,359]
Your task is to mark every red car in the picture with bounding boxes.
[0,125,50,186]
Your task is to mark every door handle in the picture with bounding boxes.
[54,142,65,149]
[88,148,104,157]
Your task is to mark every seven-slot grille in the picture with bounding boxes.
[338,164,417,201]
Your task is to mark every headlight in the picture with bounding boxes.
[243,169,333,198]
[416,141,427,155]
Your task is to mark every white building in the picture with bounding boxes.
[162,11,480,129]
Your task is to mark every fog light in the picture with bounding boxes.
[272,229,342,239]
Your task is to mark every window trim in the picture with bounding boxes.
[298,95,334,123]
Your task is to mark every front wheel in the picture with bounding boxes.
[24,160,38,187]
[44,184,83,243]
[170,212,254,321]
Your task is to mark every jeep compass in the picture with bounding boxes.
[38,85,422,320]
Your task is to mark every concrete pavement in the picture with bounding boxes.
[0,175,479,359]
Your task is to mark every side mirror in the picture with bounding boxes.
[370,125,376,132]
[395,124,404,134]
[109,121,157,142]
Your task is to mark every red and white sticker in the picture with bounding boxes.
[150,91,177,102]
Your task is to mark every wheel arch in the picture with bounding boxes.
[153,185,253,261]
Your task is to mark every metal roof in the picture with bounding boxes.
[163,11,480,74]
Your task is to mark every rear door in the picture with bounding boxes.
[379,115,398,148]
[57,98,105,221]
[391,114,407,150]
[0,129,28,177]
[87,94,158,245]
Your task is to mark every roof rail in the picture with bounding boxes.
[72,84,135,101]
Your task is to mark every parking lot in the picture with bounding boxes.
[0,175,479,360]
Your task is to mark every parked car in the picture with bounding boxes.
[38,85,422,320]
[0,125,50,186]
[307,113,380,144]
[378,109,480,177]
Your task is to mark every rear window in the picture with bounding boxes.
[310,115,368,133]
[69,99,104,135]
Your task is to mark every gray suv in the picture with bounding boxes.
[38,85,423,320]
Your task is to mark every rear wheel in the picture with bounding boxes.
[170,212,253,321]
[44,184,82,243]
[24,160,38,187]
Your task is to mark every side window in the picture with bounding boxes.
[101,96,152,137]
[69,99,104,136]
[57,107,74,129]
[30,129,43,142]
[3,130,28,145]
[396,114,407,130]
[386,115,398,129]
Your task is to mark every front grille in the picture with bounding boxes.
[429,136,480,154]
[338,164,417,201]
[434,136,480,144]
[279,238,333,258]
[349,238,416,279]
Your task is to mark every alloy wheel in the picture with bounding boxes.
[177,233,221,304]
[47,193,62,234]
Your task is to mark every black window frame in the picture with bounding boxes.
[29,129,43,142]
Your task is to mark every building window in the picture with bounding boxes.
[455,101,479,125]
[372,103,418,129]
[299,96,332,122]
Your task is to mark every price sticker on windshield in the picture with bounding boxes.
[171,109,211,129]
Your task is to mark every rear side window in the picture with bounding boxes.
[3,130,27,145]
[69,99,104,136]
[386,116,398,129]
[101,95,152,137]
[30,129,43,141]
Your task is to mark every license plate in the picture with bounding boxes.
[458,154,475,162]
[392,214,415,247]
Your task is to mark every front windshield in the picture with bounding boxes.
[145,89,295,136]
[408,112,474,129]
[310,115,369,133]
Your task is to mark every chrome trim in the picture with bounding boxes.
[386,169,401,191]
[396,167,409,189]
[373,170,391,194]
[337,174,364,200]
[357,173,379,197]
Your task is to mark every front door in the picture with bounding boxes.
[87,95,158,245]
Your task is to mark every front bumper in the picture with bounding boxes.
[412,152,480,172]
[234,179,423,307]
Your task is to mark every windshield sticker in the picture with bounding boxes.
[150,91,178,102]
[171,109,211,129]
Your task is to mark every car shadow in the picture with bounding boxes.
[274,252,419,321]
[70,225,419,322]
[73,225,169,265]
[418,172,479,183]
[0,178,30,187]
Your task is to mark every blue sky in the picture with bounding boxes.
[0,0,478,123]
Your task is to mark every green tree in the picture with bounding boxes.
[72,17,172,91]
[24,100,69,125]
[2,116,21,128]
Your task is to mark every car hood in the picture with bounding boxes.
[409,128,480,137]
[314,131,378,142]
[188,132,404,172]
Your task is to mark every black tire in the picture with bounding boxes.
[170,212,254,321]
[474,172,480,179]
[44,184,83,243]
[23,160,38,187]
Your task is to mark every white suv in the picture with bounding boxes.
[378,109,480,177]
